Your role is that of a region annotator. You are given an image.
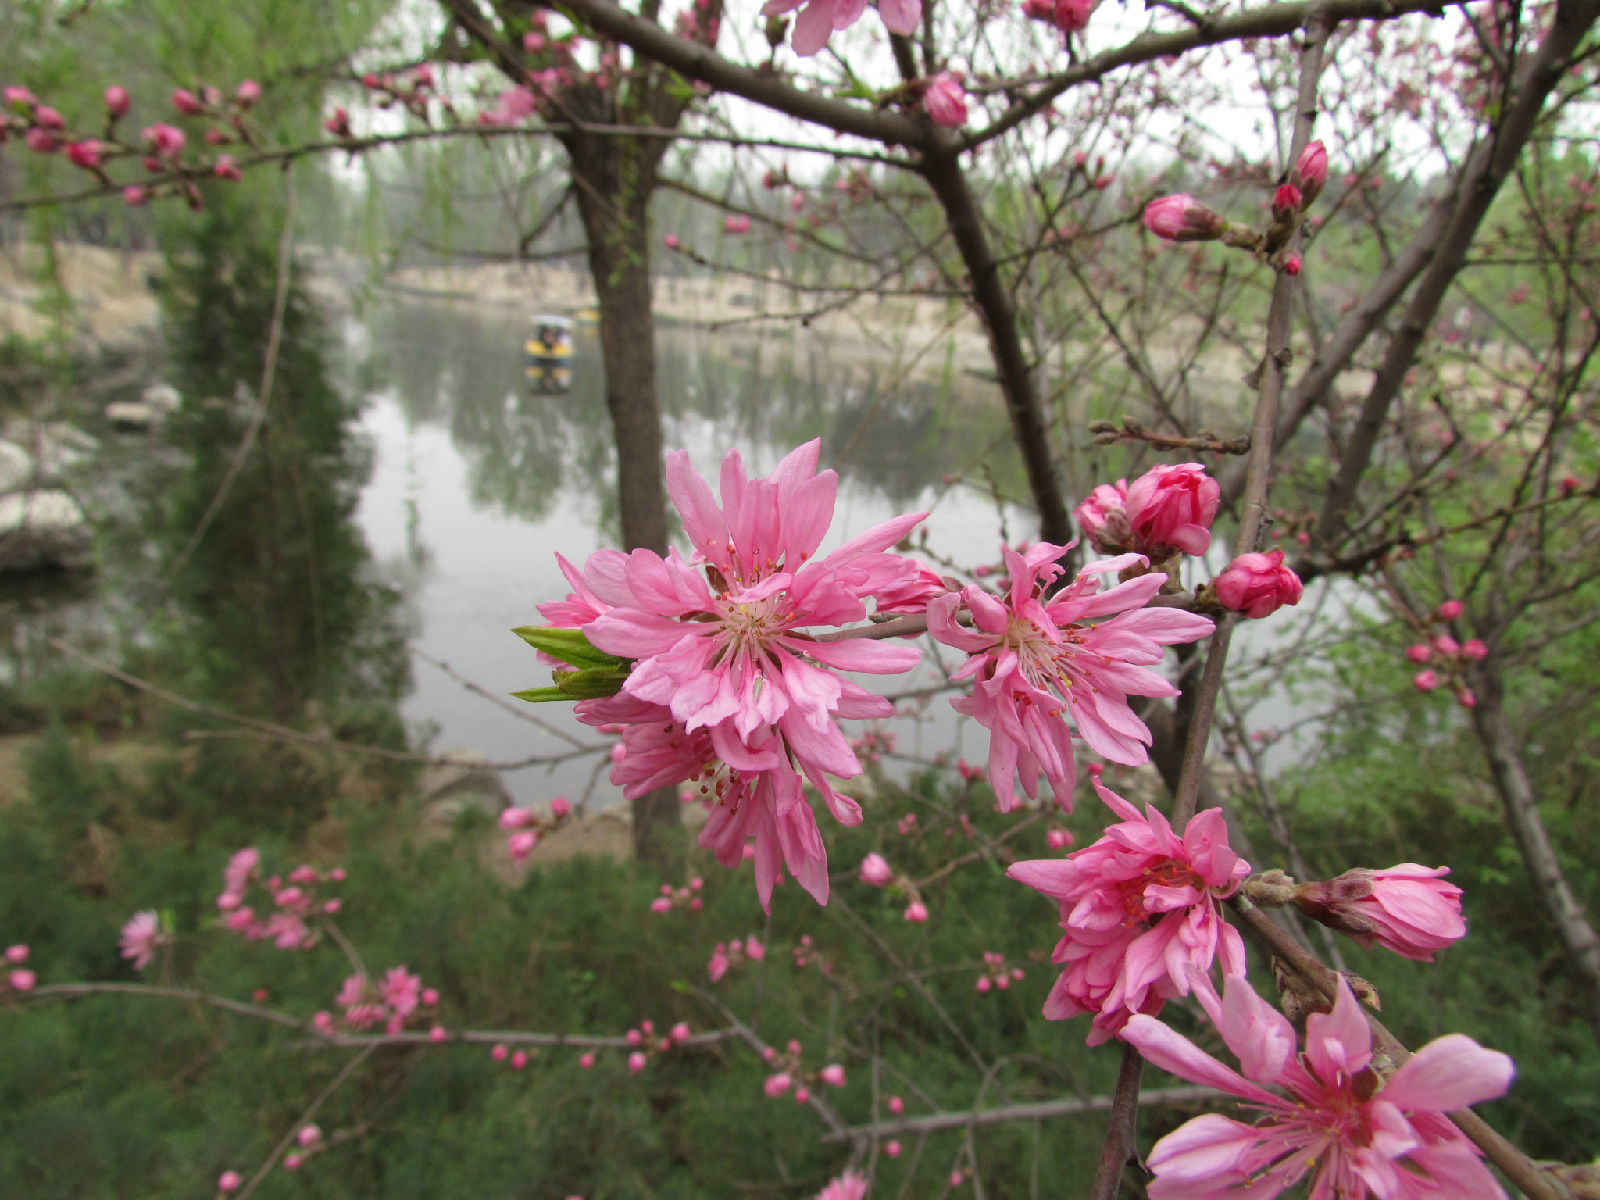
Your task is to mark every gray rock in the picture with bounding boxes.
[0,440,33,493]
[0,489,93,574]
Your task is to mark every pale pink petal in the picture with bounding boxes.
[877,0,920,33]
[1121,1014,1281,1105]
[1380,1035,1514,1112]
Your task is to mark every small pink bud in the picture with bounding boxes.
[723,214,751,234]
[627,1051,648,1073]
[1457,689,1477,709]
[218,1170,244,1193]
[1433,634,1460,655]
[511,1050,528,1070]
[670,1022,691,1042]
[4,946,28,964]
[9,969,35,991]
[25,128,60,153]
[235,80,261,107]
[1406,644,1431,664]
[1437,599,1464,620]
[793,1086,811,1103]
[34,105,65,130]
[1143,194,1227,242]
[1295,139,1329,202]
[976,976,992,992]
[105,86,131,116]
[550,796,571,819]
[903,900,929,922]
[923,71,968,129]
[650,897,672,914]
[1046,828,1073,850]
[4,86,37,108]
[421,987,439,1006]
[885,1140,902,1158]
[1284,254,1303,276]
[429,1025,447,1042]
[820,1063,846,1087]
[1272,182,1302,220]
[507,830,539,863]
[579,1051,595,1068]
[858,852,893,887]
[1413,670,1441,692]
[888,1095,904,1113]
[663,233,681,249]
[297,1125,321,1147]
[1461,639,1488,660]
[764,1072,793,1096]
[284,1154,303,1171]
[491,1044,509,1061]
[172,88,203,115]
[1215,549,1303,619]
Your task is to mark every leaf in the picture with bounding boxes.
[553,665,630,700]
[511,686,572,704]
[512,625,625,670]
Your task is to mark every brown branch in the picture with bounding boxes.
[820,1086,1219,1142]
[1088,418,1251,456]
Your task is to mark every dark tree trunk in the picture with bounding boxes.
[564,131,681,864]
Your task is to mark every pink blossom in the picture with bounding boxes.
[1413,670,1441,691]
[664,233,681,250]
[430,1025,447,1042]
[724,214,751,234]
[1122,974,1513,1200]
[557,441,927,908]
[120,910,163,970]
[820,1063,846,1087]
[814,1171,869,1200]
[1214,549,1303,619]
[903,900,929,922]
[764,1071,793,1096]
[885,1140,901,1157]
[1126,463,1220,559]
[1461,639,1488,660]
[4,945,27,964]
[508,830,539,862]
[511,1050,528,1070]
[143,122,186,157]
[550,796,572,819]
[1296,865,1466,961]
[1457,688,1478,709]
[923,73,968,129]
[8,969,35,991]
[500,806,535,830]
[324,107,351,137]
[284,1153,303,1171]
[1052,0,1097,32]
[24,128,59,154]
[297,1124,321,1147]
[1143,195,1227,243]
[579,1051,595,1068]
[491,1044,509,1061]
[213,155,242,181]
[708,944,731,982]
[381,966,422,1016]
[1437,599,1464,620]
[746,934,765,960]
[235,79,261,106]
[888,1095,904,1113]
[671,1021,691,1043]
[64,139,101,169]
[1295,139,1329,202]
[928,542,1213,811]
[34,105,65,130]
[1073,481,1130,553]
[218,1170,243,1193]
[650,897,672,914]
[794,1086,811,1103]
[4,86,37,108]
[858,852,893,887]
[1406,644,1431,664]
[760,0,920,56]
[172,88,203,114]
[1007,776,1248,1044]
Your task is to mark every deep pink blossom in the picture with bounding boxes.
[382,966,423,1016]
[172,88,203,115]
[1143,195,1227,243]
[1461,638,1488,660]
[815,1171,869,1200]
[1413,669,1440,691]
[1437,599,1464,620]
[1271,183,1302,220]
[759,0,920,56]
[1214,549,1303,619]
[1296,138,1329,202]
[1052,0,1097,32]
[903,900,928,922]
[1073,480,1130,554]
[1295,865,1466,961]
[142,122,186,157]
[724,214,752,234]
[923,73,968,128]
[1122,974,1513,1199]
[928,543,1213,811]
[1125,463,1220,559]
[1007,777,1248,1044]
[859,852,893,887]
[105,86,131,116]
[120,910,163,970]
[552,441,927,907]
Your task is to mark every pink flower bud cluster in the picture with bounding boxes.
[1022,0,1098,36]
[1214,548,1304,619]
[974,950,1025,992]
[619,1017,694,1072]
[1073,462,1221,562]
[649,876,704,914]
[707,934,765,982]
[672,0,721,45]
[791,933,835,977]
[847,727,896,765]
[1294,865,1466,961]
[759,1038,847,1104]
[499,796,572,864]
[1406,598,1483,707]
[3,942,35,994]
[317,965,436,1036]
[814,1170,869,1200]
[215,849,345,950]
[281,1123,325,1173]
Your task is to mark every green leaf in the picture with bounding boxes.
[553,665,630,700]
[511,625,625,671]
[511,686,572,704]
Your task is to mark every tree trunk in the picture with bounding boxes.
[565,133,681,863]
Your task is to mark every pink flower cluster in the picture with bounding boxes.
[1007,777,1249,1044]
[1407,599,1484,707]
[708,934,766,981]
[316,966,437,1036]
[539,440,931,908]
[1074,462,1221,562]
[1022,0,1097,35]
[500,796,572,864]
[928,541,1213,811]
[649,876,705,914]
[615,1016,693,1072]
[975,950,1025,992]
[758,0,920,57]
[3,942,35,994]
[760,1038,847,1104]
[814,1171,868,1200]
[1122,975,1513,1200]
[216,849,345,949]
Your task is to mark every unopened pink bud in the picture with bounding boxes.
[903,900,929,922]
[976,976,992,992]
[724,214,751,234]
[25,128,59,153]
[670,1021,690,1042]
[172,88,203,115]
[34,105,65,130]
[235,80,261,107]
[507,830,538,862]
[1437,599,1464,620]
[3,946,27,964]
[297,1124,321,1147]
[1457,689,1477,709]
[1406,644,1431,664]
[550,796,571,819]
[888,1095,904,1113]
[923,71,968,129]
[283,1154,302,1171]
[820,1063,846,1087]
[1413,669,1441,691]
[1433,634,1459,655]
[627,1051,648,1072]
[1272,182,1302,220]
[4,86,37,108]
[499,806,534,830]
[511,1050,528,1070]
[764,1072,793,1096]
[1046,828,1073,850]
[858,852,893,887]
[9,969,35,991]
[1284,254,1302,276]
[429,1025,446,1042]
[885,1140,902,1158]
[491,1044,509,1061]
[793,1086,811,1103]
[1143,194,1227,243]
[218,1169,244,1192]
[1295,139,1329,201]
[105,86,131,116]
[579,1051,595,1068]
[1215,549,1303,619]
[650,897,672,914]
[1461,639,1488,660]
[663,233,681,249]
[1295,864,1465,960]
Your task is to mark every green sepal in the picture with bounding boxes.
[511,625,626,671]
[551,665,630,699]
[511,686,571,704]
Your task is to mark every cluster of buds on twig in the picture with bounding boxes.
[1405,598,1485,707]
[1,942,35,995]
[317,966,440,1036]
[649,875,705,913]
[858,851,933,922]
[791,932,835,976]
[216,849,345,950]
[499,796,573,864]
[707,934,766,981]
[760,1039,848,1103]
[1143,140,1328,275]
[975,950,1026,992]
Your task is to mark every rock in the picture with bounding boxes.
[141,383,181,413]
[105,400,159,430]
[0,440,33,493]
[0,489,94,574]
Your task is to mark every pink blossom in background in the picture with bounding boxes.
[820,1063,847,1087]
[1295,865,1466,961]
[33,105,65,129]
[724,214,751,234]
[1461,638,1488,660]
[142,122,186,157]
[814,1170,869,1200]
[8,969,35,991]
[923,73,968,128]
[66,140,102,169]
[4,86,37,107]
[381,966,423,1016]
[119,910,163,970]
[552,441,927,908]
[296,1124,321,1148]
[1143,195,1227,243]
[760,0,920,56]
[1007,776,1248,1044]
[4,945,26,964]
[1406,643,1431,664]
[903,900,929,922]
[1271,182,1302,219]
[218,1170,243,1193]
[858,852,893,887]
[235,79,261,106]
[1052,0,1097,32]
[1125,463,1220,559]
[764,1071,793,1096]
[1214,549,1304,619]
[1072,480,1130,554]
[928,542,1213,811]
[1121,974,1513,1199]
[171,87,203,114]
[25,128,60,153]
[1413,669,1441,691]
[1437,598,1464,620]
